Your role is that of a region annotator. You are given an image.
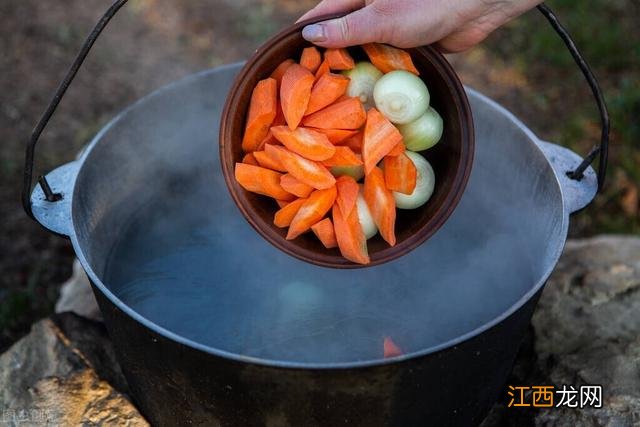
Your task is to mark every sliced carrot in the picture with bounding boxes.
[276,199,290,208]
[274,198,307,228]
[333,94,352,104]
[302,98,366,130]
[253,148,287,172]
[234,163,294,201]
[272,101,287,127]
[256,129,278,151]
[322,146,363,167]
[280,64,315,130]
[271,126,336,161]
[309,128,358,144]
[266,144,336,190]
[387,140,405,157]
[280,173,314,198]
[362,43,419,75]
[270,59,295,84]
[332,203,370,265]
[305,73,351,115]
[242,152,259,166]
[255,106,285,151]
[337,131,363,153]
[311,218,338,249]
[362,108,403,174]
[335,175,359,217]
[383,337,403,358]
[287,187,337,240]
[242,78,278,152]
[325,48,355,70]
[364,167,396,246]
[383,153,417,195]
[314,59,330,80]
[300,46,322,73]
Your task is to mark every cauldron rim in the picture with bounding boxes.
[69,65,570,369]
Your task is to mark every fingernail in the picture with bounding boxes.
[302,24,326,42]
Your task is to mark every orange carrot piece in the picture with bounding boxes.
[287,187,337,240]
[337,131,363,153]
[322,146,363,167]
[271,126,336,161]
[272,101,287,127]
[242,78,278,152]
[253,148,287,172]
[300,46,322,73]
[364,167,396,246]
[266,144,336,190]
[242,152,259,166]
[311,218,338,249]
[274,198,307,228]
[234,163,294,201]
[314,59,331,80]
[383,337,403,358]
[256,129,278,151]
[387,141,406,157]
[383,153,417,195]
[280,173,314,198]
[302,98,366,130]
[325,48,355,70]
[270,59,295,84]
[362,108,403,174]
[362,43,419,75]
[308,128,358,144]
[280,64,315,130]
[305,73,351,115]
[276,199,290,208]
[332,203,370,264]
[335,175,359,217]
[333,94,352,104]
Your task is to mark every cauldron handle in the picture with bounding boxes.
[21,1,609,222]
[536,140,598,214]
[22,0,130,222]
[536,4,609,190]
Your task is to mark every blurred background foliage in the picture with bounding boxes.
[487,0,639,235]
[0,0,637,352]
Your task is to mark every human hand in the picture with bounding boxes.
[299,0,542,52]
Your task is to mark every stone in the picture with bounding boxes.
[0,312,147,426]
[483,235,640,426]
[55,259,102,321]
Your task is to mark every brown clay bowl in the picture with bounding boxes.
[220,14,474,269]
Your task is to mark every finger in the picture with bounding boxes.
[297,0,364,23]
[302,5,387,48]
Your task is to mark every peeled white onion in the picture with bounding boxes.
[397,107,443,151]
[373,70,429,124]
[393,151,435,209]
[343,62,383,110]
[356,188,378,239]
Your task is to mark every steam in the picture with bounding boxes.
[97,69,561,365]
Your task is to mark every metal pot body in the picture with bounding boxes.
[30,64,597,426]
[94,282,541,426]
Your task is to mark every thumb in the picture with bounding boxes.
[302,6,388,48]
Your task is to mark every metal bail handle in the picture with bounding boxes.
[21,1,610,222]
[536,4,609,188]
[22,0,129,221]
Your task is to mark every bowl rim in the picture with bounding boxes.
[220,14,475,269]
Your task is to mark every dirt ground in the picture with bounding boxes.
[1,0,637,352]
